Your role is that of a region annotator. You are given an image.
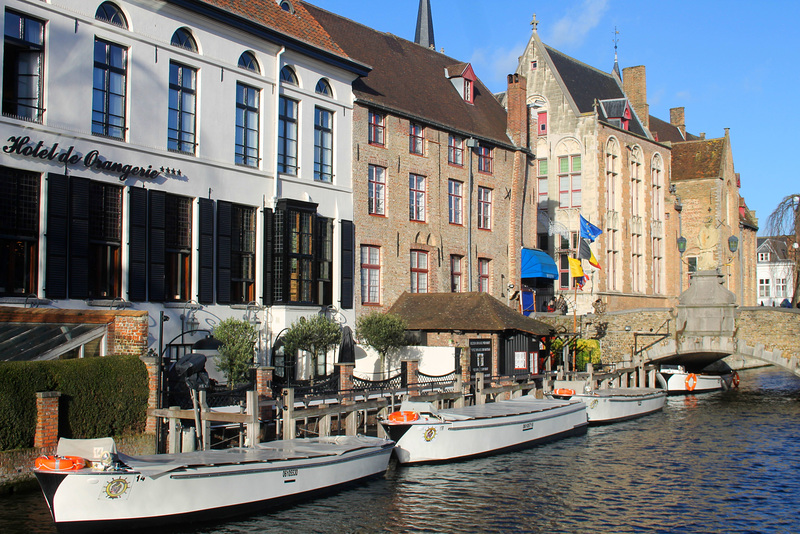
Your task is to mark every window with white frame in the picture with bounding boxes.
[409,174,426,221]
[314,107,333,182]
[92,38,127,139]
[360,245,380,304]
[368,165,386,216]
[478,186,492,230]
[558,155,581,208]
[235,82,260,167]
[168,62,197,154]
[278,96,298,174]
[448,179,463,224]
[3,10,45,122]
[759,278,771,298]
[776,278,787,298]
[410,250,428,293]
[758,252,770,262]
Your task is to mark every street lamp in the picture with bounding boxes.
[677,237,687,254]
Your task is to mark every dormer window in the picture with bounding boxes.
[445,63,477,104]
[599,99,632,131]
[278,0,294,13]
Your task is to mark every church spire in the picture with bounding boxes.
[612,27,621,79]
[415,0,435,49]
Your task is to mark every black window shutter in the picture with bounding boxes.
[128,187,148,302]
[148,190,166,302]
[340,219,354,309]
[262,207,274,306]
[216,200,232,304]
[198,198,214,304]
[68,177,90,299]
[45,174,69,299]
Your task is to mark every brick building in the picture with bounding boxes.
[512,26,677,314]
[309,5,536,316]
[648,113,758,305]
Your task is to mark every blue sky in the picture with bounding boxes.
[309,0,800,234]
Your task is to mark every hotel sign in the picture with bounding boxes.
[3,135,161,181]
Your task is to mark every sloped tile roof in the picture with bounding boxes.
[388,292,554,336]
[740,197,759,230]
[648,114,702,143]
[671,138,725,180]
[177,0,358,68]
[544,46,648,137]
[305,3,513,147]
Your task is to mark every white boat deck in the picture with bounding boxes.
[433,397,576,421]
[576,388,665,399]
[57,436,392,478]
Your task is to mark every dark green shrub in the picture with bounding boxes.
[0,355,148,451]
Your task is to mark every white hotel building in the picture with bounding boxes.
[0,0,366,365]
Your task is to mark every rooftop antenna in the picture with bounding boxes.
[612,27,621,78]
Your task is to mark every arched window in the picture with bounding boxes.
[278,1,294,13]
[315,78,332,97]
[171,28,197,52]
[605,137,620,292]
[629,145,644,293]
[280,65,298,85]
[651,153,664,222]
[238,51,260,74]
[95,2,128,29]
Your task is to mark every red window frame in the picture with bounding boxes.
[368,164,386,216]
[477,145,493,173]
[409,173,426,222]
[410,250,428,293]
[360,245,380,305]
[368,111,385,146]
[478,258,490,292]
[448,135,464,166]
[409,122,424,155]
[478,186,492,230]
[448,179,463,225]
[464,79,473,103]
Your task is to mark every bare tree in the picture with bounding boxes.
[766,194,800,306]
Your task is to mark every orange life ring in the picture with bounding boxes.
[732,372,740,388]
[388,411,419,423]
[34,455,86,471]
[553,388,576,397]
[685,373,698,392]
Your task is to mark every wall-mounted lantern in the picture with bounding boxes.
[677,236,687,254]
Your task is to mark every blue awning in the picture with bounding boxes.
[520,248,558,280]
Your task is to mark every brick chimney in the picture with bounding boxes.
[670,107,686,137]
[622,65,648,129]
[506,73,528,147]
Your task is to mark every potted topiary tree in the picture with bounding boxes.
[282,315,342,379]
[213,318,257,389]
[355,312,407,374]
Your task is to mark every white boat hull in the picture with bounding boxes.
[381,397,587,464]
[35,436,393,533]
[662,371,725,394]
[567,389,666,424]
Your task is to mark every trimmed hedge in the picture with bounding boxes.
[0,356,148,451]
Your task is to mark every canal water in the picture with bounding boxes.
[2,366,799,534]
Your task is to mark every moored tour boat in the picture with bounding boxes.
[380,396,587,464]
[658,364,738,394]
[33,435,394,533]
[549,386,667,424]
